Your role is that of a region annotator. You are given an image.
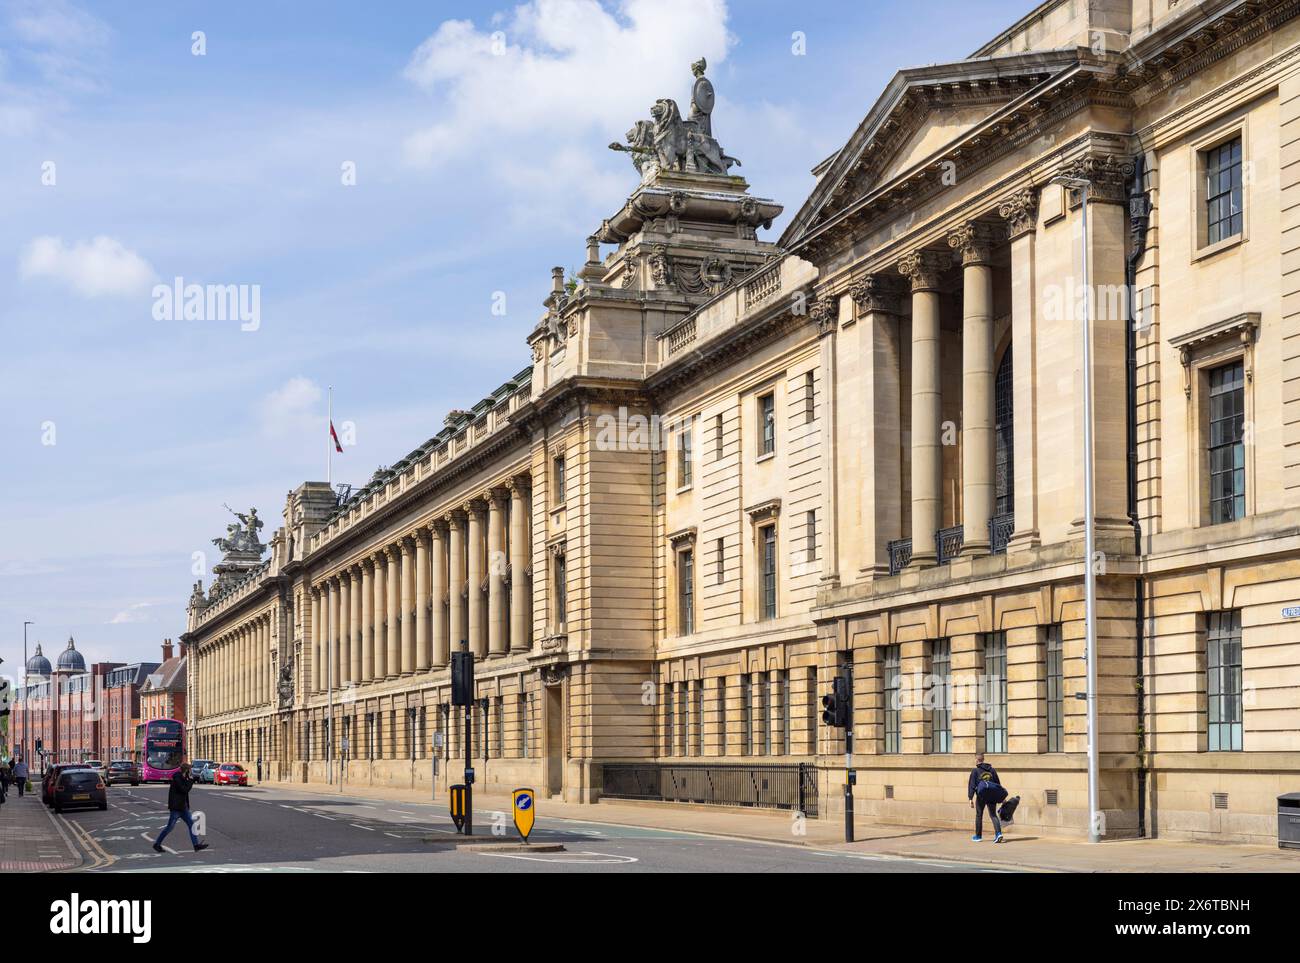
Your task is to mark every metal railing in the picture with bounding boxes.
[989,512,1015,555]
[937,525,965,563]
[601,762,818,816]
[886,537,913,575]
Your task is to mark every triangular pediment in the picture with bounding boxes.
[781,48,1086,248]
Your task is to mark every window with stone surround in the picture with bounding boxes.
[883,645,901,754]
[677,427,692,489]
[518,693,529,758]
[677,681,688,756]
[714,413,724,460]
[929,639,952,754]
[692,681,703,756]
[1208,361,1246,524]
[983,632,1008,753]
[759,524,777,620]
[676,545,695,635]
[758,391,775,457]
[1046,624,1064,753]
[1193,122,1249,258]
[1207,610,1243,752]
[552,454,566,505]
[716,678,727,756]
[740,673,752,755]
[663,680,675,756]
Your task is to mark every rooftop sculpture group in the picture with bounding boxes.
[610,58,741,179]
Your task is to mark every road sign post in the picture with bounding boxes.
[512,788,536,843]
[449,784,467,832]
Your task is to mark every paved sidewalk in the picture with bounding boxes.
[0,789,84,872]
[262,776,1300,873]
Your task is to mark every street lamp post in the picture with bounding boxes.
[1050,173,1101,844]
[22,621,33,765]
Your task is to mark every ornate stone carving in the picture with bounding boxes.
[897,249,951,292]
[947,221,999,266]
[649,244,674,288]
[1060,153,1134,205]
[807,295,837,336]
[278,656,295,709]
[998,188,1040,239]
[849,274,903,314]
[609,60,740,178]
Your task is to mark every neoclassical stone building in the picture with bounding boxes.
[184,0,1300,843]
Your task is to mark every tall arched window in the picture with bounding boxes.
[994,347,1014,518]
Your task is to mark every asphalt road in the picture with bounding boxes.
[53,782,1009,873]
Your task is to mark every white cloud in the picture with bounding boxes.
[109,601,154,625]
[401,0,731,173]
[260,376,324,440]
[19,235,156,297]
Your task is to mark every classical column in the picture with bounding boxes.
[430,521,450,666]
[466,501,485,658]
[329,576,342,689]
[949,222,998,555]
[849,274,905,577]
[415,530,431,672]
[898,248,950,567]
[371,553,386,679]
[810,293,840,586]
[999,187,1041,549]
[349,568,362,684]
[507,479,531,652]
[361,559,374,682]
[400,538,415,674]
[448,512,466,650]
[487,490,507,657]
[338,571,352,687]
[385,546,400,678]
[311,589,322,693]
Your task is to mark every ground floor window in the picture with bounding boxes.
[984,632,1008,753]
[883,646,901,754]
[1207,610,1243,751]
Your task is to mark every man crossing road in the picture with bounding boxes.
[153,761,210,854]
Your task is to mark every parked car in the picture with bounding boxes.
[107,759,140,786]
[195,761,220,784]
[42,763,90,805]
[214,764,248,787]
[84,759,109,782]
[52,769,108,813]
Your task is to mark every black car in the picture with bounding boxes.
[52,769,108,813]
[42,763,90,805]
[107,759,140,786]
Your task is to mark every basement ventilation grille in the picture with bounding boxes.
[1213,792,1229,810]
[884,784,894,799]
[1045,789,1059,806]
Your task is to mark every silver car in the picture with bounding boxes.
[83,759,109,783]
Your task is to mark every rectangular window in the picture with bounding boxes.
[1207,610,1243,751]
[677,682,688,757]
[553,455,567,504]
[518,693,529,758]
[930,639,951,754]
[758,392,775,456]
[716,678,727,756]
[678,428,692,488]
[714,413,724,460]
[778,669,790,755]
[1208,361,1246,524]
[677,547,694,635]
[715,537,725,585]
[759,671,771,755]
[740,674,752,755]
[495,696,504,758]
[692,681,703,756]
[554,554,567,628]
[984,632,1008,753]
[664,681,675,756]
[760,525,777,620]
[1047,624,1064,753]
[1205,136,1243,245]
[883,645,901,754]
[804,371,815,424]
[805,510,817,564]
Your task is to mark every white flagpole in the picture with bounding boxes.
[327,385,333,487]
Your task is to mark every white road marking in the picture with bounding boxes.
[478,850,639,864]
[350,824,374,831]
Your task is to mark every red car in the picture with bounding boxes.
[214,764,248,787]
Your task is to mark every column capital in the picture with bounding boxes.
[399,536,414,557]
[428,517,447,536]
[849,273,904,314]
[504,474,531,494]
[1057,152,1133,206]
[462,498,485,517]
[382,545,400,563]
[946,221,999,267]
[485,487,509,508]
[807,293,838,337]
[897,249,950,292]
[997,187,1040,239]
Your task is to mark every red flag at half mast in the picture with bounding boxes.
[330,421,343,453]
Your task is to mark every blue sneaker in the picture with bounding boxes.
[971,835,983,842]
[994,834,1005,843]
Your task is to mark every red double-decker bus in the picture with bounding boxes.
[134,718,185,783]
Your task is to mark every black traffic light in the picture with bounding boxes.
[451,644,475,707]
[821,675,850,728]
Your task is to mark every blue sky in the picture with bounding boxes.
[0,0,1036,671]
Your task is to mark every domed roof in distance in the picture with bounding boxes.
[26,643,52,677]
[56,636,86,672]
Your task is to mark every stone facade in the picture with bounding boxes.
[182,1,1300,844]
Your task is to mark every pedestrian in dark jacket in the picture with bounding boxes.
[967,753,1007,843]
[13,758,27,797]
[153,762,209,853]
